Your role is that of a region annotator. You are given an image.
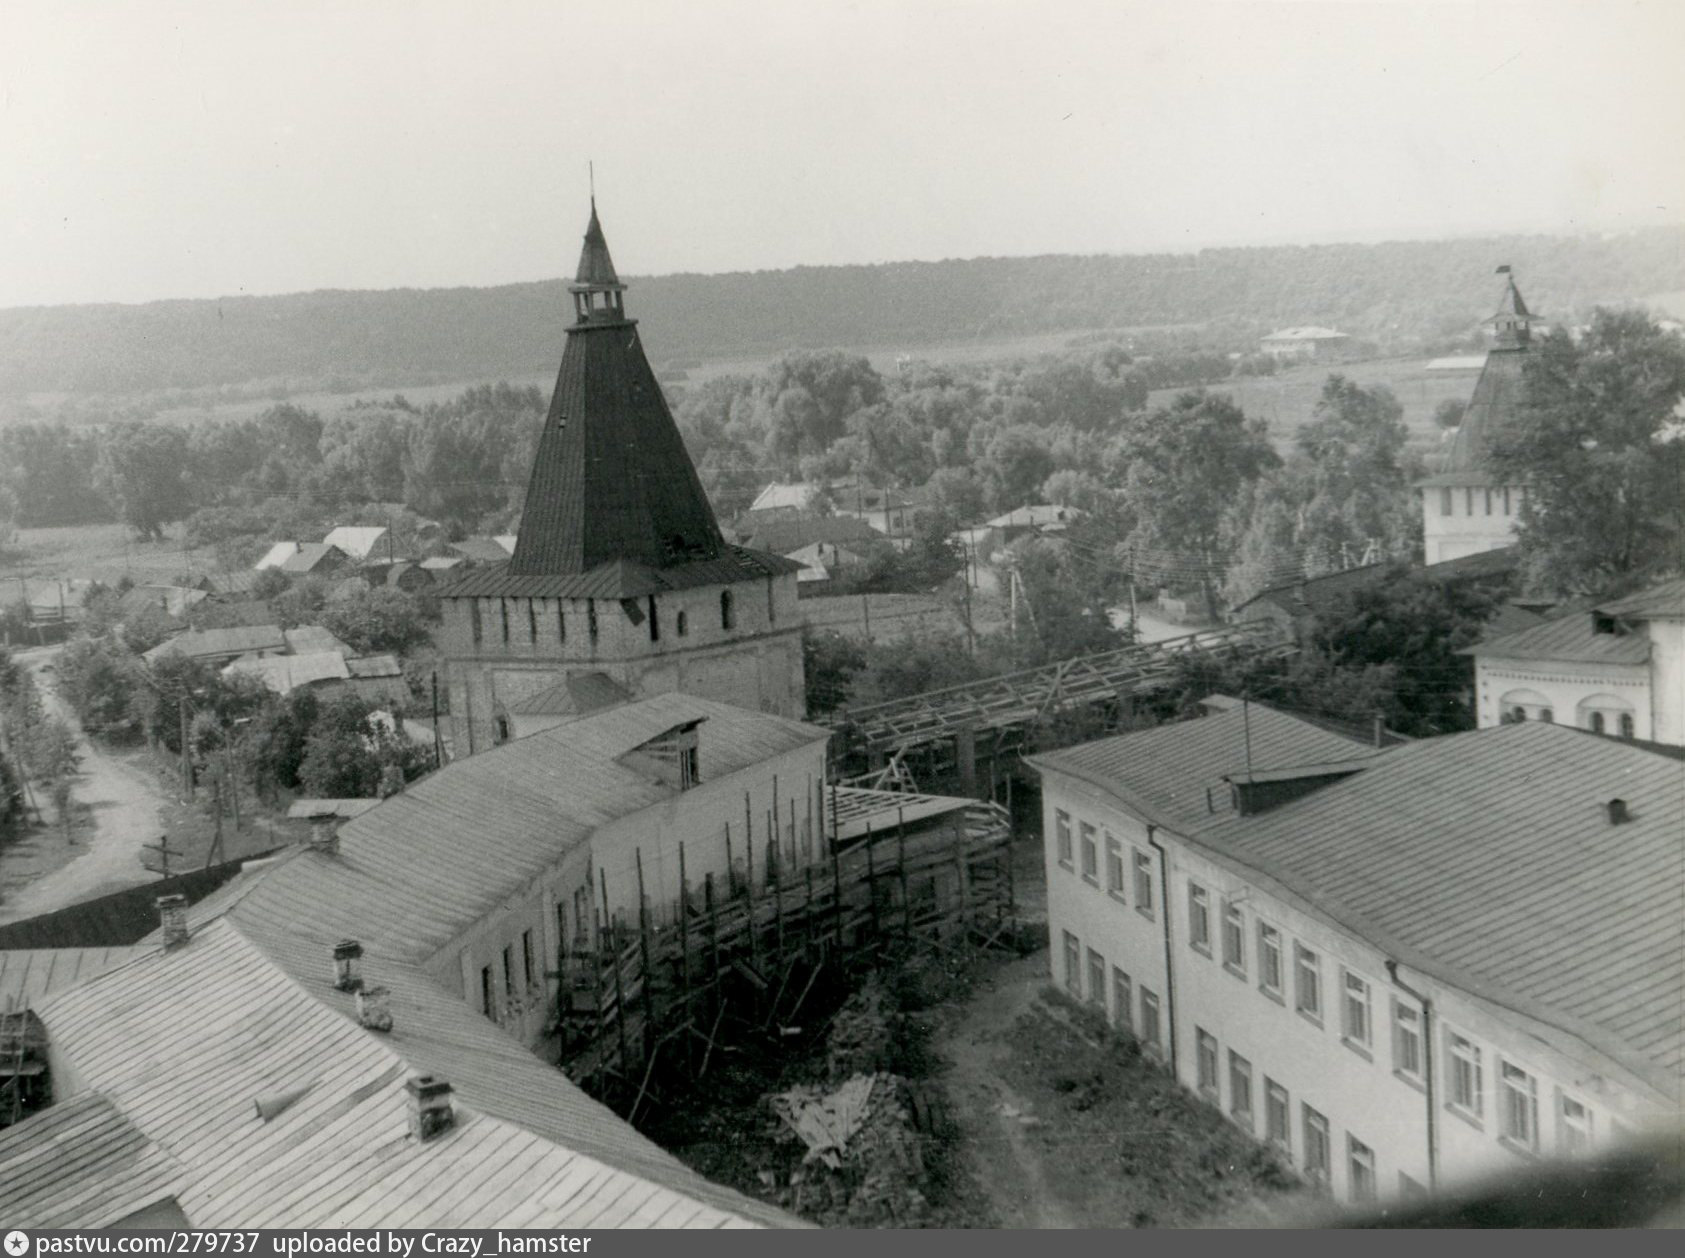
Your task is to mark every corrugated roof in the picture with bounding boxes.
[438,546,802,600]
[0,947,139,1008]
[505,671,630,716]
[1035,713,1685,1096]
[144,624,286,663]
[0,1090,188,1229]
[23,920,795,1228]
[1465,612,1651,664]
[1597,577,1685,621]
[1031,704,1376,834]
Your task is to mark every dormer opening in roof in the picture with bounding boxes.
[570,200,626,324]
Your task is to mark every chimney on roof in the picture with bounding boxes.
[157,894,189,948]
[1606,798,1631,826]
[405,1075,453,1140]
[308,813,339,856]
[355,985,393,1033]
[332,939,363,992]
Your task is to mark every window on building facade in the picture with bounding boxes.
[1447,1030,1483,1120]
[587,599,599,643]
[1087,948,1107,1008]
[1063,931,1081,996]
[1303,1106,1331,1185]
[1196,1028,1220,1099]
[480,965,495,1018]
[1229,1051,1254,1129]
[1465,488,1475,515]
[1295,945,1322,1021]
[527,599,538,643]
[1502,487,1512,514]
[1620,712,1635,739]
[1393,1001,1423,1081]
[1264,1079,1290,1152]
[1080,821,1098,882]
[1590,710,1606,734]
[1140,989,1161,1054]
[1342,970,1372,1051]
[1112,967,1132,1033]
[557,601,566,642]
[1221,900,1245,975]
[502,945,515,996]
[767,579,776,624]
[521,930,534,989]
[1105,834,1125,896]
[676,609,688,637]
[469,598,483,645]
[720,589,734,630]
[1132,850,1154,916]
[1348,1136,1377,1204]
[500,598,511,644]
[1499,1060,1539,1151]
[1257,922,1283,996]
[1558,1093,1593,1154]
[1484,488,1493,516]
[1055,810,1072,866]
[1439,488,1453,517]
[1188,882,1211,954]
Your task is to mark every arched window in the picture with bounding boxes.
[493,715,512,745]
[1577,694,1635,738]
[1499,688,1551,725]
[1620,713,1635,740]
[721,589,735,630]
[1590,711,1606,735]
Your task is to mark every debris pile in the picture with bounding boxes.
[767,1072,930,1226]
[823,976,895,1079]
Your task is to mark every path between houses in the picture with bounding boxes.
[934,948,1084,1229]
[0,646,170,923]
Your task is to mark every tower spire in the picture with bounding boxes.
[570,196,624,321]
[1489,264,1535,348]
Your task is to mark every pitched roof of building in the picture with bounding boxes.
[143,624,286,663]
[1260,326,1348,342]
[225,650,352,694]
[1032,703,1377,835]
[0,861,253,949]
[280,543,346,574]
[505,207,732,585]
[253,541,300,571]
[1597,577,1685,621]
[1034,712,1685,1097]
[748,482,819,513]
[731,514,883,554]
[0,1090,188,1229]
[575,200,620,287]
[505,672,631,717]
[439,546,803,601]
[284,625,352,656]
[322,526,389,561]
[1418,346,1530,486]
[117,585,207,620]
[0,947,139,1008]
[1463,612,1651,665]
[345,653,403,679]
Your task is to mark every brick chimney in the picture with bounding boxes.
[405,1075,453,1140]
[157,894,189,948]
[333,939,363,992]
[308,813,339,856]
[356,985,393,1033]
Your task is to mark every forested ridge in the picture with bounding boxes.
[2,227,1680,398]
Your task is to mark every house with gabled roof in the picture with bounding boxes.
[1029,702,1683,1209]
[436,204,805,755]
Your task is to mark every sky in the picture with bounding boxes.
[1,0,1682,309]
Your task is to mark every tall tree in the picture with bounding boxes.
[95,422,194,541]
[1490,311,1685,595]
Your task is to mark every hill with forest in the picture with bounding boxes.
[1,226,1680,401]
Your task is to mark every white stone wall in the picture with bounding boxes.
[1474,657,1651,739]
[1421,482,1522,565]
[1039,766,1666,1207]
[1644,618,1683,746]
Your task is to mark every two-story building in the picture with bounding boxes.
[1029,701,1682,1208]
[1466,576,1684,746]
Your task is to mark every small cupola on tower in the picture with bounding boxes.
[1489,265,1536,349]
[571,200,626,324]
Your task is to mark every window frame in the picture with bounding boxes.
[1341,969,1373,1055]
[1086,947,1107,1009]
[1139,988,1162,1056]
[1557,1091,1593,1155]
[1498,1059,1540,1153]
[1228,1050,1254,1130]
[1221,899,1246,977]
[1055,810,1073,868]
[1112,967,1132,1033]
[1303,1105,1331,1186]
[1446,1029,1484,1125]
[1347,1135,1377,1205]
[1079,820,1099,883]
[1132,849,1155,918]
[1105,832,1126,899]
[1257,920,1283,999]
[1062,930,1081,997]
[1295,943,1323,1024]
[1195,1028,1220,1100]
[1188,882,1211,955]
[1392,999,1424,1085]
[1264,1078,1291,1153]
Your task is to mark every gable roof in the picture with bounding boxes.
[1464,612,1652,665]
[505,672,631,717]
[0,1090,187,1229]
[1596,577,1685,621]
[1261,326,1348,342]
[322,526,389,561]
[254,541,300,571]
[284,625,353,656]
[224,650,351,695]
[732,514,882,554]
[280,543,346,574]
[117,585,207,620]
[143,624,286,663]
[438,546,803,601]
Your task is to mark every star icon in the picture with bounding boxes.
[4,1232,29,1256]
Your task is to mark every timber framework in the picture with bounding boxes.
[543,789,1015,1116]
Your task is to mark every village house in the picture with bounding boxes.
[1417,269,1536,565]
[1465,575,1684,746]
[436,206,806,754]
[1028,700,1683,1208]
[1258,326,1350,361]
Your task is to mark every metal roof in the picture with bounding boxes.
[280,543,346,574]
[1035,714,1685,1097]
[438,547,802,600]
[322,526,389,561]
[284,625,353,656]
[225,651,351,695]
[254,542,301,571]
[0,1090,187,1228]
[0,947,138,1008]
[1464,612,1652,665]
[285,798,382,820]
[1031,703,1376,835]
[732,514,883,554]
[1597,577,1685,621]
[144,624,286,663]
[505,671,630,716]
[574,200,621,288]
[18,919,796,1228]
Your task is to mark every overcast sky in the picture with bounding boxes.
[2,0,1681,309]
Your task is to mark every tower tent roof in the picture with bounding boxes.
[1419,270,1538,488]
[574,201,621,288]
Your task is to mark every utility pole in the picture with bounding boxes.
[179,695,193,801]
[431,672,445,768]
[143,836,182,878]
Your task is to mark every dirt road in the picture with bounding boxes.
[934,949,1087,1228]
[0,646,170,923]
